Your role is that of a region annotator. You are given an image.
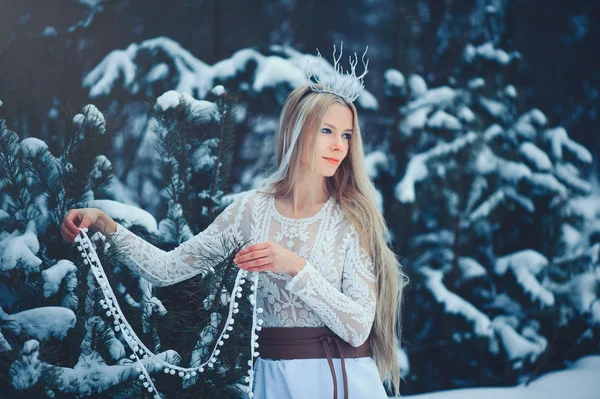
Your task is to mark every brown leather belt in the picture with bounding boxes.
[258,327,371,399]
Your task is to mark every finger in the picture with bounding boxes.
[241,256,273,269]
[61,228,75,244]
[238,263,274,273]
[63,212,80,235]
[235,242,271,257]
[80,214,93,230]
[60,225,72,243]
[234,248,272,264]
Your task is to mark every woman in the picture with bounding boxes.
[62,83,405,398]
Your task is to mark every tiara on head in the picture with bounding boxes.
[305,42,369,103]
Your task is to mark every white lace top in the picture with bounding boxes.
[108,190,377,347]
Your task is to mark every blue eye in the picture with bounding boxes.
[321,128,332,134]
[342,133,352,140]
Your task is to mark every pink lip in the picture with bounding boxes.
[323,157,340,164]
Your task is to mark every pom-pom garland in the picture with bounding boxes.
[75,227,263,397]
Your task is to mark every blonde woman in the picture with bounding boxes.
[62,82,405,398]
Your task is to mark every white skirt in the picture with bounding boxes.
[251,356,388,399]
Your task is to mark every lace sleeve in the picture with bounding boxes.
[106,194,250,287]
[285,225,377,347]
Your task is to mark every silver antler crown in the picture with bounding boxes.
[306,42,369,103]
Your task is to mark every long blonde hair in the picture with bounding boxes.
[261,84,406,394]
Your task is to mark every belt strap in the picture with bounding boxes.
[258,327,370,399]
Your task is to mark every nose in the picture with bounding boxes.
[331,135,345,152]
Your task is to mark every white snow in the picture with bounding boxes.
[85,40,380,111]
[92,155,112,180]
[544,126,593,164]
[482,124,504,141]
[495,249,549,276]
[421,267,493,337]
[146,63,169,83]
[192,138,219,171]
[463,43,477,63]
[3,307,76,341]
[479,96,508,119]
[0,221,42,273]
[457,257,487,283]
[569,196,600,220]
[83,45,138,98]
[155,90,181,110]
[73,104,106,134]
[495,250,554,307]
[399,106,431,137]
[396,132,478,203]
[475,42,512,65]
[519,142,552,172]
[86,199,158,233]
[384,69,406,89]
[469,188,531,222]
[457,106,475,123]
[364,151,389,179]
[155,90,220,123]
[513,109,547,141]
[408,74,428,97]
[505,85,518,98]
[561,223,581,251]
[42,26,57,37]
[564,271,600,324]
[467,77,485,89]
[253,55,306,92]
[20,137,49,156]
[41,260,78,298]
[492,318,546,361]
[427,110,462,131]
[475,152,533,185]
[528,173,568,196]
[403,86,457,113]
[404,355,600,399]
[554,162,592,194]
[84,37,214,99]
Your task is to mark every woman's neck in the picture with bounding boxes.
[277,174,329,214]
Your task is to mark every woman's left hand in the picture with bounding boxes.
[233,242,306,276]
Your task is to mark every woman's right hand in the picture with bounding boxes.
[61,208,108,244]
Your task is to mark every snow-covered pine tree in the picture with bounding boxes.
[81,39,379,213]
[0,99,253,398]
[380,7,599,394]
[0,106,156,398]
[135,86,255,398]
[152,86,236,242]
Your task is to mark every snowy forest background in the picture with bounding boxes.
[1,0,600,398]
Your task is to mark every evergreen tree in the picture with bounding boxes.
[0,94,252,398]
[379,13,599,393]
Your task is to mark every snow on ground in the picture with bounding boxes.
[403,355,600,399]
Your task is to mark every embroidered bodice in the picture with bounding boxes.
[108,191,377,347]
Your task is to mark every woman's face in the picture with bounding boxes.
[303,103,354,177]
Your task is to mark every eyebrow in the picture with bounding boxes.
[324,123,353,133]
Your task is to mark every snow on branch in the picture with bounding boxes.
[495,250,554,308]
[421,267,494,338]
[83,39,378,110]
[395,132,478,203]
[544,127,593,165]
[0,306,76,342]
[9,338,179,394]
[0,221,42,273]
[468,187,535,222]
